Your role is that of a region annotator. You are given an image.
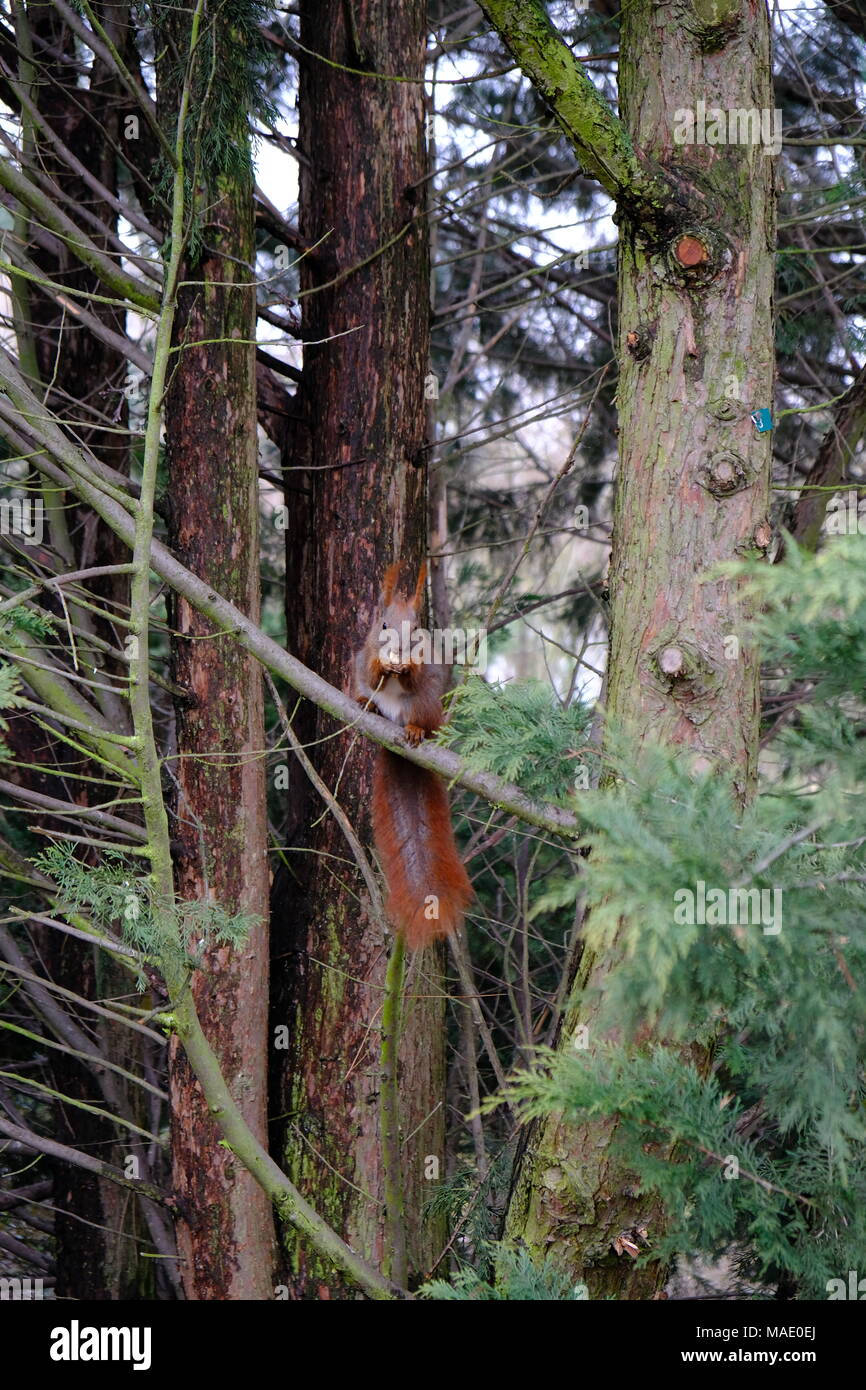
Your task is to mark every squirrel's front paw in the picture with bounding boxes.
[404,722,426,746]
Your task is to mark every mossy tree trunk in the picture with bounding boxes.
[481,0,775,1295]
[275,0,446,1296]
[160,11,275,1300]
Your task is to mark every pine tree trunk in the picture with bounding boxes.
[275,0,446,1295]
[162,24,275,1300]
[503,0,775,1296]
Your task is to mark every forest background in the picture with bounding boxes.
[1,0,865,1303]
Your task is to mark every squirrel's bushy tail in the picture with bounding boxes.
[372,750,472,949]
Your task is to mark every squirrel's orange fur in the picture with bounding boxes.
[354,561,472,949]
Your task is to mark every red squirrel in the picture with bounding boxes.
[353,561,472,950]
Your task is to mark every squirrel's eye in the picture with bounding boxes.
[381,622,387,631]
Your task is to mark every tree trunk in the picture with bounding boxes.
[276,0,446,1295]
[162,22,275,1300]
[502,0,775,1296]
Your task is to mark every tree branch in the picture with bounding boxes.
[0,354,580,841]
[477,0,684,236]
[0,156,159,313]
[0,1115,171,1206]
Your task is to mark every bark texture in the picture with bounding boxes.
[504,0,775,1296]
[163,38,274,1297]
[275,0,446,1296]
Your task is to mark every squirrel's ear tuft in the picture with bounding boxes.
[382,562,401,604]
[412,561,427,609]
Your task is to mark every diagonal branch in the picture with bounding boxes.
[0,157,159,314]
[0,1114,171,1205]
[477,0,685,236]
[0,355,580,841]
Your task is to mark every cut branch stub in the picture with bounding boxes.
[674,235,709,268]
[649,637,722,725]
[667,224,731,287]
[709,397,747,424]
[658,645,686,678]
[625,326,654,362]
[753,519,773,552]
[697,449,750,497]
[682,0,744,52]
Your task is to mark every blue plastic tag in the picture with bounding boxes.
[750,408,773,432]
